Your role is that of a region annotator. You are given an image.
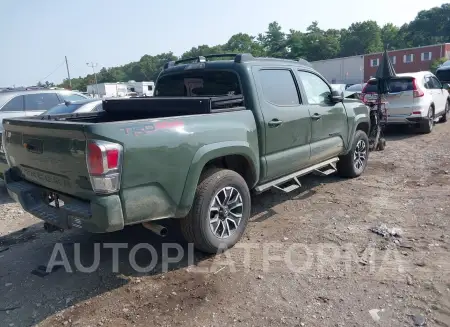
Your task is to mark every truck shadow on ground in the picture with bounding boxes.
[0,171,351,326]
[250,173,344,223]
[0,221,217,326]
[0,182,15,205]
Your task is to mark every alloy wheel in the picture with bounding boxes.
[209,186,243,239]
[353,139,367,171]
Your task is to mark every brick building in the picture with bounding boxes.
[311,43,450,84]
[364,43,450,81]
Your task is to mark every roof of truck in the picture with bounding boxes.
[161,53,315,74]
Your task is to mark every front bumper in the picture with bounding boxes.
[4,169,124,233]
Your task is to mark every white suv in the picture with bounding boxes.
[362,71,449,133]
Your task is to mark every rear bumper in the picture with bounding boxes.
[386,115,428,124]
[4,169,124,233]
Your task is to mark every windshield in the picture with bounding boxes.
[44,103,83,115]
[155,71,241,97]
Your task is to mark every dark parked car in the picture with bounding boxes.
[344,83,366,100]
[42,99,103,115]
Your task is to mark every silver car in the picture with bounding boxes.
[362,71,449,133]
[0,89,89,175]
[0,89,89,129]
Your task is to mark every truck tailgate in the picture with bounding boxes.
[3,119,94,199]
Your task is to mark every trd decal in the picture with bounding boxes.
[120,121,184,136]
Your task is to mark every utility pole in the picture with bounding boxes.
[65,56,72,89]
[86,62,99,97]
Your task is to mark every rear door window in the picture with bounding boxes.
[258,69,300,106]
[1,96,24,111]
[24,93,61,111]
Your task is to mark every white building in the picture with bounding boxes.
[127,81,155,96]
[311,55,364,85]
[86,83,128,98]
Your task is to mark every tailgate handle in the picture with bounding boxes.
[23,140,43,153]
[24,143,35,151]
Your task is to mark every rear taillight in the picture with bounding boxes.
[86,140,122,194]
[412,78,424,98]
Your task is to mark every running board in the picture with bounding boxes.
[255,158,339,194]
[313,162,337,176]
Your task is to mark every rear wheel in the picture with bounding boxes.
[439,101,448,123]
[179,169,251,254]
[337,130,369,178]
[420,106,434,133]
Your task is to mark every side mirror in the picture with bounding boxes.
[329,90,343,103]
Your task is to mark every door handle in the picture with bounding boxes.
[268,119,283,127]
[311,113,322,120]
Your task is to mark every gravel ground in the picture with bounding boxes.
[1,123,450,327]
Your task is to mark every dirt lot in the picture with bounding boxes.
[1,123,450,327]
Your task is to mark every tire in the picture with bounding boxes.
[337,130,369,178]
[179,168,251,254]
[439,101,448,123]
[420,106,434,133]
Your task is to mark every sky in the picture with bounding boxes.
[0,0,447,86]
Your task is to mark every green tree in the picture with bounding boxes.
[298,22,341,61]
[381,23,404,49]
[286,29,306,60]
[340,21,383,56]
[181,45,224,59]
[430,57,448,73]
[404,4,450,47]
[259,21,288,58]
[223,33,264,56]
[55,5,450,87]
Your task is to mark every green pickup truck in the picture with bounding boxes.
[2,54,370,253]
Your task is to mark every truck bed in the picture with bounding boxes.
[36,95,246,123]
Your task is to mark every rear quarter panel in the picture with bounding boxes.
[86,110,259,224]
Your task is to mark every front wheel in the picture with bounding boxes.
[179,169,251,254]
[337,130,369,178]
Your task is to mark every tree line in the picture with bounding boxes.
[60,4,450,91]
